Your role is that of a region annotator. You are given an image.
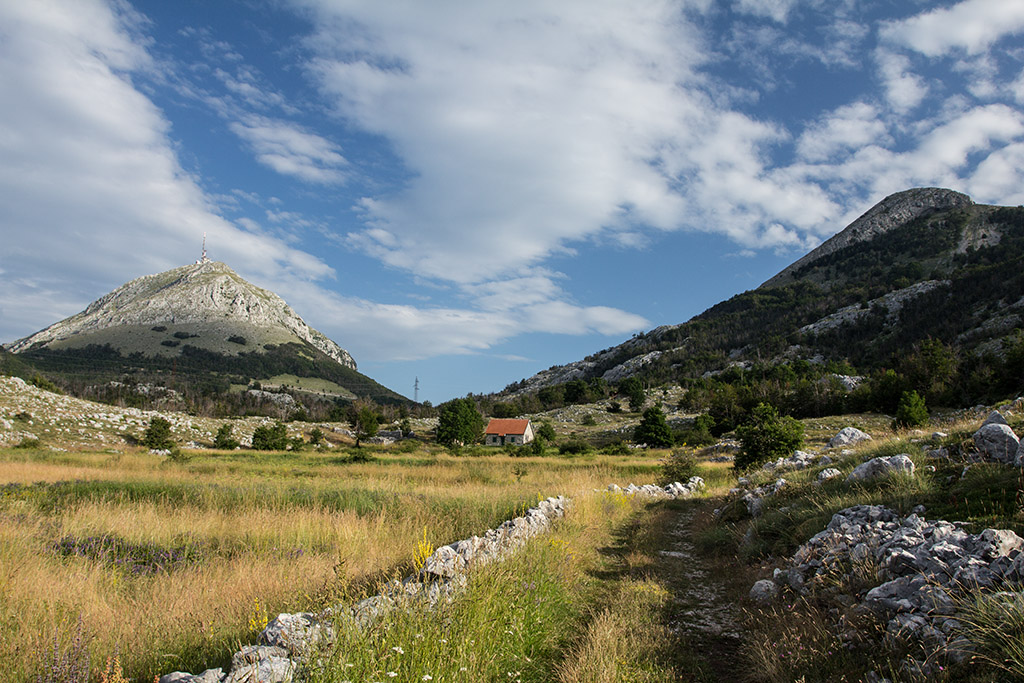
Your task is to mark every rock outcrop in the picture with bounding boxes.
[752,504,1024,674]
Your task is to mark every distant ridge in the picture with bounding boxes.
[497,187,1024,399]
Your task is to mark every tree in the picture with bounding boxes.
[142,416,174,450]
[893,390,928,430]
[536,421,557,442]
[213,423,240,450]
[619,377,646,412]
[634,406,674,448]
[436,397,484,446]
[352,406,379,447]
[734,402,804,470]
[252,422,288,450]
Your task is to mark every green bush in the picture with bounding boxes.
[142,416,175,450]
[251,422,288,450]
[734,402,804,470]
[213,424,240,450]
[633,406,674,448]
[601,439,630,455]
[892,390,928,429]
[659,449,698,485]
[558,439,593,455]
[536,422,557,442]
[676,413,716,447]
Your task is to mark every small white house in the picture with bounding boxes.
[485,418,534,446]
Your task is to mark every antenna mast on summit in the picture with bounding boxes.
[414,376,419,403]
[197,232,210,264]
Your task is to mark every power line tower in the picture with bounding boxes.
[414,376,419,403]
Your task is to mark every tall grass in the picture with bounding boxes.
[0,445,668,682]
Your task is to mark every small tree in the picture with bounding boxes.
[734,402,804,470]
[893,390,928,430]
[213,423,240,450]
[142,416,174,450]
[619,377,646,412]
[436,397,485,446]
[252,422,288,450]
[352,406,379,447]
[634,406,674,448]
[536,422,557,442]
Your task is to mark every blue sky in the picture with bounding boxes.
[1,0,1024,404]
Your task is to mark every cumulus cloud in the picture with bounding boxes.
[881,0,1024,57]
[875,50,928,113]
[797,102,889,163]
[230,114,349,184]
[300,0,838,288]
[0,0,332,341]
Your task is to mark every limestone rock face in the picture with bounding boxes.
[5,260,355,369]
[764,188,973,287]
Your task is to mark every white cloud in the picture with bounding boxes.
[875,50,928,113]
[881,0,1024,57]
[229,115,348,184]
[300,0,842,288]
[0,0,334,343]
[797,102,889,162]
[734,0,798,24]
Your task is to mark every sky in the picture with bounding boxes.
[1,0,1024,404]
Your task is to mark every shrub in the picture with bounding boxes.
[251,422,288,450]
[309,427,325,446]
[602,439,630,455]
[159,340,179,347]
[227,335,247,345]
[141,417,174,450]
[676,413,716,447]
[581,414,597,426]
[213,424,239,450]
[607,401,623,414]
[734,402,804,470]
[150,325,167,332]
[536,422,557,442]
[28,373,60,394]
[892,390,928,430]
[558,439,593,455]
[659,449,698,485]
[633,406,674,448]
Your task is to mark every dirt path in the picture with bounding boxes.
[654,502,745,681]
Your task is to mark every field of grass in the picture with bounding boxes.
[0,440,697,682]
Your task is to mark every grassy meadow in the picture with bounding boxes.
[0,440,714,682]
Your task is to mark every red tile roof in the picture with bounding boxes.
[485,418,531,436]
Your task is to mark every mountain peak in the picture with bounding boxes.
[762,188,974,288]
[7,260,356,369]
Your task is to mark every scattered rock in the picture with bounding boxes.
[829,427,872,448]
[845,455,915,483]
[973,423,1019,464]
[749,579,778,605]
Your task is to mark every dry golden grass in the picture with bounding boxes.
[0,443,669,682]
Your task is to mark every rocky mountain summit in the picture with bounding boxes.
[763,187,973,287]
[499,187,1024,399]
[6,260,355,369]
